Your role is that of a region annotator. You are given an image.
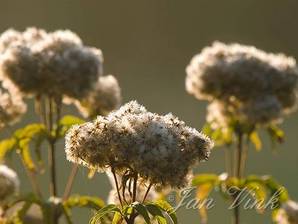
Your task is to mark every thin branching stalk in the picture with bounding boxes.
[63,164,79,200]
[240,135,250,177]
[142,183,152,203]
[111,168,123,207]
[46,97,57,197]
[19,155,43,198]
[233,131,243,224]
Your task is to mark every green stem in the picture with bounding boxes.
[233,132,243,224]
[47,97,57,197]
[111,168,123,207]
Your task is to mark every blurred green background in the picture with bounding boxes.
[0,0,297,223]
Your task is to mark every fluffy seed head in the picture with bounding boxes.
[65,101,213,188]
[0,165,19,202]
[0,28,103,99]
[0,81,27,129]
[75,75,121,118]
[276,201,298,224]
[186,42,298,126]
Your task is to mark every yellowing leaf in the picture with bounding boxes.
[0,138,16,161]
[249,131,262,151]
[196,184,213,223]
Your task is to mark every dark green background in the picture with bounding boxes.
[0,0,297,223]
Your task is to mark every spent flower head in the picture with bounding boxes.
[275,201,298,224]
[0,165,19,203]
[0,28,103,100]
[65,101,213,188]
[186,42,298,126]
[75,75,121,118]
[0,81,26,130]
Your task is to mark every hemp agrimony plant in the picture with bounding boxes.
[186,42,298,224]
[0,27,121,223]
[65,101,213,224]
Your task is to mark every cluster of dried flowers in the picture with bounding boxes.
[0,165,19,204]
[0,27,102,100]
[186,42,298,127]
[0,27,121,116]
[75,74,121,118]
[0,81,26,130]
[65,101,213,188]
[276,201,298,224]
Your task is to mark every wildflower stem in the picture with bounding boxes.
[19,155,43,198]
[142,183,152,203]
[132,173,138,202]
[111,168,123,207]
[63,164,79,200]
[47,97,57,197]
[233,131,243,224]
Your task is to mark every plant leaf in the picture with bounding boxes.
[132,202,151,224]
[196,183,213,223]
[64,195,104,211]
[146,204,167,224]
[90,204,120,224]
[111,211,123,224]
[57,115,85,138]
[192,174,219,186]
[0,138,16,161]
[249,131,262,151]
[154,200,177,224]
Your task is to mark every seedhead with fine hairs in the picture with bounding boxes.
[0,165,19,203]
[65,101,213,188]
[75,74,122,118]
[186,41,298,126]
[0,27,103,100]
[0,81,26,130]
[275,201,298,224]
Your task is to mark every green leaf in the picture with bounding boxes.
[245,182,267,213]
[62,204,73,224]
[196,183,214,222]
[267,125,285,144]
[11,201,33,224]
[0,138,16,161]
[132,202,151,224]
[249,131,262,151]
[12,123,48,171]
[64,195,104,211]
[154,200,177,224]
[111,211,123,224]
[146,204,167,224]
[19,138,36,171]
[192,174,219,186]
[57,115,85,138]
[90,204,120,224]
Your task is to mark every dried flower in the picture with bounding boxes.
[0,28,103,99]
[0,81,27,130]
[0,165,19,203]
[275,201,298,224]
[186,42,298,126]
[65,101,213,188]
[75,75,121,117]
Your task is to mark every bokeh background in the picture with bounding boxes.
[0,0,297,223]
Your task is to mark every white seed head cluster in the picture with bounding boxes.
[0,81,27,129]
[65,101,213,188]
[276,201,298,224]
[75,75,121,118]
[0,165,19,202]
[0,27,103,99]
[186,42,298,126]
